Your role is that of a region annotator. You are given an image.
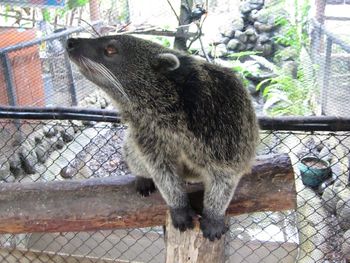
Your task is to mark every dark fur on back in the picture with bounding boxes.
[66,34,259,241]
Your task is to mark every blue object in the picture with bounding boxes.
[1,0,65,8]
[298,156,331,188]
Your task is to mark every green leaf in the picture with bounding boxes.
[67,0,89,9]
[42,9,51,22]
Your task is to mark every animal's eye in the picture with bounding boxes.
[105,45,118,56]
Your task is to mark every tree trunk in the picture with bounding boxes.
[174,0,193,51]
[89,0,100,22]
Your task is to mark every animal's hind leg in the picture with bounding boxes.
[201,169,241,241]
[123,140,156,196]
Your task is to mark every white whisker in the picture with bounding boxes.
[81,57,130,101]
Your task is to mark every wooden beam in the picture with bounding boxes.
[0,154,295,234]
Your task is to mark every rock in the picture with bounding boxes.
[238,42,247,51]
[248,34,258,43]
[43,124,58,138]
[231,17,245,31]
[240,2,254,14]
[247,82,259,96]
[99,97,107,109]
[255,42,273,57]
[82,120,96,127]
[240,0,263,13]
[0,156,10,180]
[19,140,37,174]
[244,27,256,36]
[255,8,287,24]
[249,0,264,5]
[9,151,23,177]
[210,44,228,58]
[227,39,240,51]
[281,61,298,78]
[53,135,65,150]
[255,9,272,24]
[254,21,274,32]
[213,35,230,46]
[30,130,45,144]
[235,30,248,43]
[58,124,75,143]
[277,46,298,61]
[336,195,350,230]
[220,27,235,39]
[249,9,259,21]
[71,120,84,132]
[342,230,350,260]
[323,184,350,214]
[246,43,255,50]
[35,136,52,163]
[258,33,271,44]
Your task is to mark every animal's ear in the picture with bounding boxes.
[151,53,180,72]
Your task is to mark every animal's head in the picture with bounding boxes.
[66,35,181,105]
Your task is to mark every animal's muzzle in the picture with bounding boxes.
[66,38,80,52]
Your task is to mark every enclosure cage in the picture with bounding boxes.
[0,0,350,263]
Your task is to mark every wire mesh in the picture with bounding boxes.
[0,120,349,262]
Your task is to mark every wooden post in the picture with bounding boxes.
[165,212,225,263]
[89,0,100,22]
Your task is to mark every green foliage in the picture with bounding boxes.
[151,36,171,48]
[273,0,310,59]
[42,9,51,22]
[257,67,313,116]
[67,0,89,9]
[228,51,262,86]
[257,48,316,116]
[258,0,315,116]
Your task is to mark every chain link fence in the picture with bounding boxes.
[0,118,349,262]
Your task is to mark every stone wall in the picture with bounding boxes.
[211,0,286,59]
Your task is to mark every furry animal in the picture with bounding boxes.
[66,35,259,241]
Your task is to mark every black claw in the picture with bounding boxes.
[170,206,196,232]
[200,214,227,241]
[135,177,156,197]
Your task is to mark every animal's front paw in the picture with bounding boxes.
[135,177,156,197]
[170,206,196,232]
[200,214,228,241]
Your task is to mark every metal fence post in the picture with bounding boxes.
[0,52,21,133]
[321,37,333,115]
[62,36,78,106]
[1,52,18,106]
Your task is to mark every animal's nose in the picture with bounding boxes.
[66,38,79,51]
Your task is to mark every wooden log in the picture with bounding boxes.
[0,154,295,234]
[165,212,226,263]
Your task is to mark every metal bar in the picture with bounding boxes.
[0,106,121,123]
[2,106,350,131]
[325,16,350,21]
[312,19,350,53]
[62,36,78,106]
[0,53,17,106]
[321,37,333,115]
[0,21,102,55]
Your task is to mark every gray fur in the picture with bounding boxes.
[66,35,259,240]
